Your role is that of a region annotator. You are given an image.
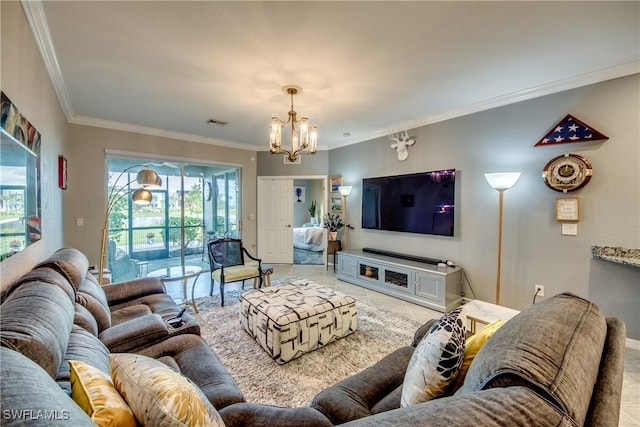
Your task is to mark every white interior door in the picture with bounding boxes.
[258,178,293,263]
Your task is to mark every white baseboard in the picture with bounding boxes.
[626,338,640,350]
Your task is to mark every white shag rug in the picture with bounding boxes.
[189,284,422,408]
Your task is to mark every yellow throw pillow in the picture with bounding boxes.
[109,353,225,427]
[451,319,505,391]
[69,360,136,427]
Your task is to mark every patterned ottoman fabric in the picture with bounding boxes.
[239,279,357,364]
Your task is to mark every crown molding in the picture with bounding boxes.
[21,0,74,121]
[330,61,640,150]
[70,115,258,151]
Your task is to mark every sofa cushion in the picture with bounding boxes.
[57,325,111,391]
[8,267,76,302]
[456,292,607,427]
[401,307,466,407]
[35,248,89,291]
[74,303,99,336]
[77,278,112,332]
[69,360,137,427]
[1,347,95,426]
[110,353,226,427]
[110,304,152,325]
[0,281,74,378]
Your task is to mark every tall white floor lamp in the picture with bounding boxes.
[484,172,521,305]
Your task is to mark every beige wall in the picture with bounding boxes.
[64,124,258,266]
[0,1,69,290]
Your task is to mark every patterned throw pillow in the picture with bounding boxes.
[450,319,505,392]
[109,353,226,427]
[401,307,466,407]
[69,360,136,427]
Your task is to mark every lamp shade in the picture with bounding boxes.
[484,172,521,191]
[338,185,352,197]
[136,169,161,188]
[132,188,153,205]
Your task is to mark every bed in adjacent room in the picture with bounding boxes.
[293,226,324,252]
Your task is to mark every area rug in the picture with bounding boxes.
[188,281,422,407]
[294,247,323,265]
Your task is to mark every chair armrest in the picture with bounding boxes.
[310,346,415,425]
[242,247,261,263]
[411,318,438,347]
[102,277,165,306]
[584,317,626,427]
[98,313,169,352]
[219,403,332,427]
[340,387,569,427]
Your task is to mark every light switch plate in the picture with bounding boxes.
[76,218,84,227]
[561,223,578,236]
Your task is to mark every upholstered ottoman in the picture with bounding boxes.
[239,279,357,364]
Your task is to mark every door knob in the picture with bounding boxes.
[286,224,292,228]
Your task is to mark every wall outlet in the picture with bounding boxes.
[534,284,545,297]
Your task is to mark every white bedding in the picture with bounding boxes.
[293,227,324,252]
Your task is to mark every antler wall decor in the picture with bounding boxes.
[389,130,416,161]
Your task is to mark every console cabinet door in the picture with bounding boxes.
[415,272,445,304]
[338,254,357,278]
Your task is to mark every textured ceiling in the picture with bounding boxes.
[29,1,640,151]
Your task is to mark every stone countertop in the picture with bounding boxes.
[591,246,640,268]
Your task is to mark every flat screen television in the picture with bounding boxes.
[361,169,456,236]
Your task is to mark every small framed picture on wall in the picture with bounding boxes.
[330,176,342,193]
[58,155,67,189]
[330,197,343,212]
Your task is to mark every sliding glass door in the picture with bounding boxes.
[106,157,240,283]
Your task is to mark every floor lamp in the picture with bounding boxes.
[99,166,161,285]
[484,172,521,305]
[338,185,352,250]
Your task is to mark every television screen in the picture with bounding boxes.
[361,169,455,236]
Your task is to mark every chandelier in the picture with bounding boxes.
[269,85,318,163]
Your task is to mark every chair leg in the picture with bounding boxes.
[209,278,215,296]
[220,282,225,307]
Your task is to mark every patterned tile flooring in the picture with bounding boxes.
[167,264,640,427]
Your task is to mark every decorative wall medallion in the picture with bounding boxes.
[542,153,593,193]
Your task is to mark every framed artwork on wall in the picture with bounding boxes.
[58,155,67,189]
[330,197,343,212]
[330,176,342,193]
[294,186,305,203]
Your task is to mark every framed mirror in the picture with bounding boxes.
[0,127,42,260]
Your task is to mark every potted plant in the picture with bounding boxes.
[146,232,155,244]
[322,213,344,240]
[308,200,317,224]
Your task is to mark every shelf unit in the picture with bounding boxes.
[337,249,462,312]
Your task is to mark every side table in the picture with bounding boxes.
[327,240,342,272]
[460,299,520,335]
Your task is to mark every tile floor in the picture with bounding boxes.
[166,263,640,427]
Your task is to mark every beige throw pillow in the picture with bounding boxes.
[109,353,225,427]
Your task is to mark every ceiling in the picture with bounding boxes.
[27,1,640,152]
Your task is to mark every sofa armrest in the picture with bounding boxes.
[219,403,332,427]
[584,317,626,427]
[411,318,438,347]
[311,346,415,425]
[99,314,169,353]
[340,387,571,427]
[102,277,165,306]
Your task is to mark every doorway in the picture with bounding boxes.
[257,176,327,265]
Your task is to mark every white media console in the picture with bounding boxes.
[337,249,463,313]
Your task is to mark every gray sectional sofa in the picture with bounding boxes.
[0,247,626,426]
